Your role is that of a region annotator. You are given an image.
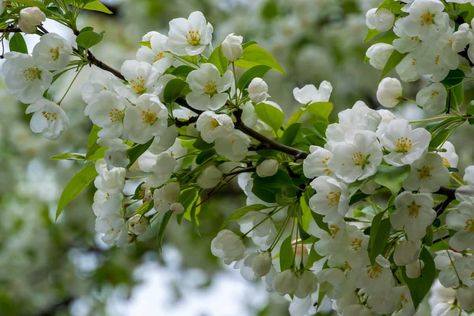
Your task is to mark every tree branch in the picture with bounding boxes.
[435,187,456,216]
[234,109,308,159]
[86,50,125,80]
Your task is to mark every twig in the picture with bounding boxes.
[234,109,308,159]
[435,187,456,216]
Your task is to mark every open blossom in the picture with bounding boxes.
[186,63,233,111]
[167,11,213,56]
[18,7,45,33]
[153,182,181,213]
[303,146,333,178]
[84,91,127,140]
[439,141,459,168]
[2,52,52,103]
[195,111,234,143]
[32,33,72,71]
[293,81,332,104]
[446,201,474,251]
[136,31,173,71]
[26,99,69,139]
[380,119,431,166]
[391,191,436,240]
[328,131,383,183]
[123,94,168,144]
[120,60,159,97]
[214,129,250,162]
[309,176,349,222]
[403,153,450,192]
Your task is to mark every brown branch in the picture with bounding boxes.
[86,50,125,80]
[435,187,456,216]
[234,109,308,159]
[0,26,22,33]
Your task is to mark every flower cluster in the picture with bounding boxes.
[1,1,474,315]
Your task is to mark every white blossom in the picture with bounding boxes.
[214,129,250,161]
[195,111,234,143]
[221,33,243,61]
[416,83,447,115]
[248,77,269,103]
[366,43,394,70]
[167,11,213,56]
[403,153,450,192]
[32,33,72,71]
[210,229,245,264]
[376,77,402,108]
[366,8,395,32]
[446,201,474,251]
[293,81,332,104]
[197,165,223,189]
[25,99,69,139]
[18,7,45,33]
[309,176,349,222]
[256,159,279,177]
[186,63,233,111]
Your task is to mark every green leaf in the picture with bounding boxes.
[56,164,97,219]
[279,235,294,270]
[305,102,333,122]
[180,187,200,223]
[403,247,436,308]
[450,82,464,108]
[280,123,301,146]
[171,65,195,78]
[368,211,391,264]
[235,43,285,73]
[381,50,405,78]
[82,0,113,14]
[157,211,173,250]
[364,29,380,43]
[163,78,187,103]
[76,30,103,49]
[208,45,228,74]
[238,65,271,90]
[9,33,28,54]
[255,102,285,133]
[51,152,86,161]
[223,204,268,227]
[127,138,154,167]
[441,69,464,87]
[374,164,410,195]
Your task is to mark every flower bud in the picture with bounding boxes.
[211,229,245,264]
[127,214,148,235]
[252,252,272,277]
[365,8,394,32]
[18,7,46,34]
[393,240,421,266]
[256,159,279,177]
[406,259,424,279]
[197,165,223,189]
[273,270,298,296]
[170,202,184,213]
[248,77,269,103]
[376,77,402,108]
[294,270,318,298]
[366,43,394,70]
[221,33,243,61]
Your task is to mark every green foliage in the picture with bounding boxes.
[76,29,104,49]
[163,78,187,103]
[208,45,228,74]
[81,0,113,14]
[235,43,285,73]
[238,65,271,90]
[9,33,28,54]
[127,139,154,167]
[255,102,285,133]
[223,204,268,227]
[403,247,437,308]
[55,163,97,219]
[279,235,294,270]
[381,50,405,78]
[374,164,410,195]
[368,211,391,264]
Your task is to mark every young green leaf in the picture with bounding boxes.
[368,211,391,264]
[255,102,284,133]
[235,43,285,73]
[9,33,28,54]
[381,50,405,78]
[56,163,97,219]
[237,65,271,90]
[208,45,228,74]
[76,30,104,49]
[403,247,436,308]
[82,0,113,14]
[163,78,187,103]
[279,235,294,270]
[374,164,410,195]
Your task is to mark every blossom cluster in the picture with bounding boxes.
[0,1,473,315]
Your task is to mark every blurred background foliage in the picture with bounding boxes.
[1,0,472,315]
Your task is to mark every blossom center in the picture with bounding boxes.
[50,47,60,61]
[351,238,362,251]
[203,81,218,96]
[130,76,146,94]
[329,224,340,239]
[352,151,369,168]
[154,52,165,62]
[186,30,201,46]
[442,158,450,168]
[42,111,57,121]
[420,11,434,26]
[395,137,413,153]
[367,265,382,279]
[109,109,124,123]
[418,165,433,179]
[141,110,157,126]
[23,67,42,81]
[326,191,341,207]
[322,157,332,176]
[210,118,220,129]
[464,218,474,233]
[407,201,421,218]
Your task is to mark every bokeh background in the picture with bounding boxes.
[1,0,473,315]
